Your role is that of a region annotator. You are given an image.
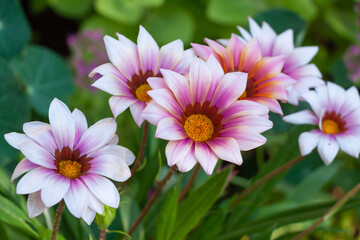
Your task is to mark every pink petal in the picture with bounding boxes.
[148,77,168,90]
[340,86,360,116]
[103,35,139,80]
[11,158,39,182]
[158,39,184,70]
[89,63,121,78]
[285,63,322,78]
[299,130,322,156]
[156,117,187,140]
[221,100,269,122]
[91,144,135,165]
[16,167,53,194]
[75,118,117,156]
[207,137,243,165]
[250,56,285,83]
[72,109,88,146]
[284,46,319,71]
[204,38,234,70]
[49,98,75,150]
[211,72,248,112]
[81,208,96,225]
[223,115,273,133]
[81,174,119,208]
[165,138,193,166]
[327,82,345,113]
[206,55,224,97]
[272,29,294,57]
[239,38,262,72]
[257,22,277,57]
[317,134,339,165]
[191,43,213,61]
[23,121,57,154]
[137,26,159,73]
[195,142,218,175]
[116,32,140,69]
[220,126,267,151]
[173,48,196,74]
[335,134,360,158]
[302,91,322,117]
[189,57,211,104]
[176,144,197,172]
[227,34,245,68]
[130,101,146,127]
[92,74,131,96]
[4,132,29,150]
[27,191,46,218]
[283,110,318,125]
[251,97,283,115]
[19,139,55,169]
[64,179,88,218]
[142,101,173,126]
[41,174,70,207]
[161,69,191,109]
[147,88,182,119]
[109,95,137,118]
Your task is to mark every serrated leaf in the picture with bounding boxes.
[170,168,231,240]
[0,0,31,59]
[10,45,74,116]
[0,58,30,163]
[155,187,178,240]
[48,0,92,19]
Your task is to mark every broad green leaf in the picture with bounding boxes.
[324,9,357,42]
[155,187,178,240]
[134,0,165,7]
[0,220,9,240]
[207,0,259,25]
[0,195,39,238]
[216,198,360,239]
[287,162,341,202]
[170,168,231,240]
[0,0,31,59]
[48,0,92,19]
[330,58,353,89]
[143,8,195,45]
[10,45,74,116]
[94,0,143,25]
[0,58,30,163]
[120,194,145,240]
[266,0,318,21]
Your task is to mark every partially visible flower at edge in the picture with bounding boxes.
[89,26,195,127]
[343,40,360,83]
[67,29,108,92]
[283,82,360,165]
[5,98,135,224]
[237,17,324,105]
[142,56,273,175]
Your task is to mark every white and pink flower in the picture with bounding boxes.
[89,26,195,127]
[5,98,135,224]
[142,56,273,175]
[237,17,324,105]
[283,82,360,164]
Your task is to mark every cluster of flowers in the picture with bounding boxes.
[5,18,360,225]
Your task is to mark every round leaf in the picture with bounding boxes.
[0,0,31,59]
[10,45,74,116]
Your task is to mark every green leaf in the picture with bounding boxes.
[94,0,143,25]
[143,7,195,45]
[0,58,30,162]
[0,0,31,59]
[155,187,178,240]
[0,195,39,238]
[216,198,360,239]
[330,58,353,89]
[10,45,74,116]
[48,0,92,19]
[0,220,9,240]
[170,168,231,240]
[324,8,357,42]
[134,0,165,7]
[266,0,318,21]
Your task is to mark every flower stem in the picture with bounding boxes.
[51,199,65,240]
[126,165,177,237]
[99,229,106,240]
[118,121,149,190]
[178,164,200,203]
[293,181,360,240]
[235,155,305,203]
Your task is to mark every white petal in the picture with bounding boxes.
[64,179,89,218]
[91,144,135,166]
[87,189,104,214]
[16,168,53,194]
[137,26,159,73]
[158,39,184,70]
[130,101,146,127]
[195,142,218,175]
[298,130,321,156]
[11,158,38,182]
[41,174,70,207]
[272,29,294,57]
[165,138,193,166]
[72,109,88,146]
[283,110,318,125]
[317,134,339,165]
[207,137,243,165]
[109,96,137,119]
[19,139,55,169]
[4,132,29,150]
[155,117,187,140]
[336,134,360,158]
[23,122,57,154]
[81,208,96,225]
[27,191,46,218]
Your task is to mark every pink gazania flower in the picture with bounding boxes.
[142,56,273,175]
[191,35,295,115]
[283,82,360,164]
[237,17,324,105]
[4,98,135,224]
[89,26,195,127]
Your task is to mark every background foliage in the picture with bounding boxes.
[0,0,359,239]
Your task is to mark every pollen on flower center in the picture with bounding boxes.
[135,83,152,102]
[239,90,247,99]
[184,114,214,142]
[59,160,82,179]
[322,119,340,134]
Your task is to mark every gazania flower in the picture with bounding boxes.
[237,17,324,105]
[191,35,294,115]
[142,56,272,175]
[283,82,360,164]
[89,26,195,127]
[4,98,134,224]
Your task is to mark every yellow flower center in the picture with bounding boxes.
[184,114,214,142]
[135,84,152,102]
[59,160,82,179]
[322,119,340,134]
[239,90,247,99]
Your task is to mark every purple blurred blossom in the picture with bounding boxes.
[344,41,360,83]
[67,29,107,91]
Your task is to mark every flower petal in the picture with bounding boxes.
[4,132,29,150]
[64,179,89,218]
[298,130,321,156]
[221,100,269,122]
[158,39,184,70]
[147,88,182,119]
[87,189,104,214]
[11,158,39,182]
[223,115,272,133]
[283,110,318,125]
[165,138,193,166]
[173,48,196,74]
[156,117,187,140]
[81,208,96,225]
[142,101,173,126]
[41,174,70,207]
[195,142,218,175]
[109,95,137,118]
[16,167,53,194]
[72,109,88,146]
[336,134,360,158]
[92,74,131,96]
[207,137,243,165]
[91,144,135,165]
[176,145,197,172]
[221,126,267,151]
[27,191,46,218]
[189,57,211,104]
[137,26,159,73]
[317,134,339,165]
[81,174,119,208]
[23,121,57,154]
[272,29,294,56]
[284,46,318,71]
[130,101,146,127]
[19,139,55,168]
[239,38,262,72]
[49,98,75,150]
